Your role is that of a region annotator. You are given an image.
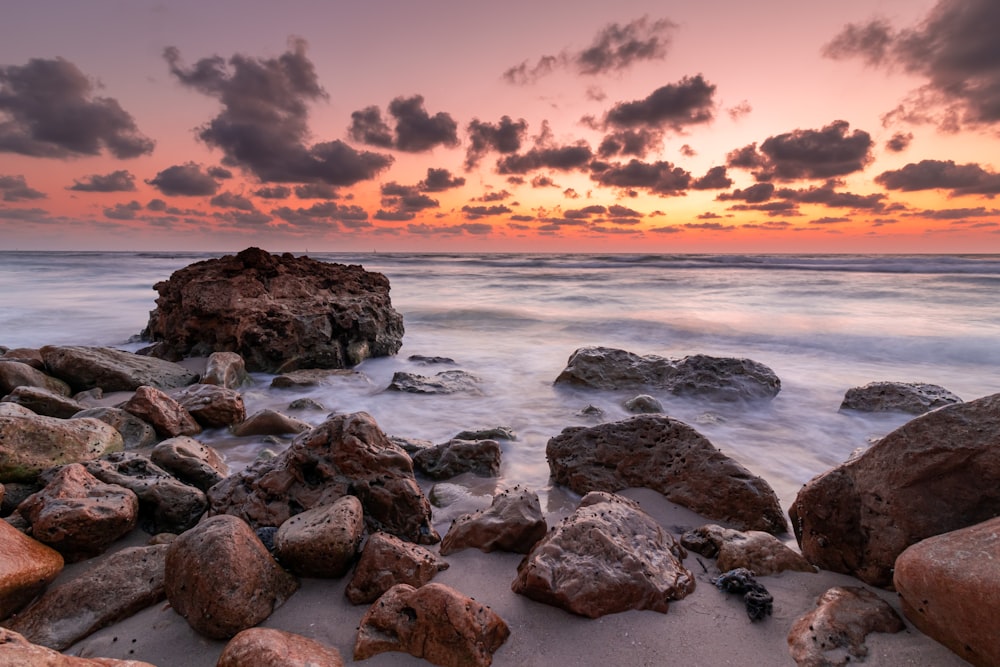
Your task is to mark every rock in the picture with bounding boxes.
[164,514,299,639]
[5,544,168,650]
[209,411,439,543]
[554,346,781,401]
[345,532,449,605]
[16,464,138,561]
[787,586,904,666]
[72,388,104,406]
[122,385,200,438]
[1,482,39,517]
[169,383,246,428]
[408,355,455,365]
[511,491,695,618]
[0,627,157,666]
[713,568,774,621]
[547,415,787,534]
[218,628,344,667]
[354,583,510,667]
[230,408,311,437]
[201,351,250,389]
[789,392,1000,586]
[288,397,326,411]
[0,520,63,622]
[84,452,207,534]
[0,413,123,483]
[893,516,1000,667]
[453,426,516,441]
[624,394,663,413]
[1,348,44,368]
[0,402,35,417]
[274,495,364,578]
[1,385,86,418]
[140,247,404,372]
[150,436,228,491]
[440,485,547,555]
[270,368,369,388]
[71,407,158,450]
[840,381,962,414]
[681,524,815,576]
[386,370,483,395]
[412,439,501,480]
[0,360,70,396]
[39,345,197,393]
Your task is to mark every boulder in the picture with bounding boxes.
[787,587,904,666]
[681,524,815,576]
[345,531,449,605]
[150,436,228,491]
[122,385,200,438]
[386,370,483,395]
[1,385,85,418]
[169,383,246,428]
[0,520,63,621]
[0,627,156,666]
[39,345,197,393]
[547,415,787,534]
[274,495,364,578]
[1,348,44,368]
[164,514,299,639]
[0,413,123,483]
[893,516,1000,667]
[218,628,344,667]
[71,407,157,450]
[5,544,168,650]
[230,409,311,437]
[554,346,781,401]
[412,439,501,480]
[270,368,369,388]
[354,583,510,667]
[453,426,516,441]
[840,381,962,414]
[789,392,1000,586]
[201,351,250,389]
[440,485,547,555]
[0,360,70,396]
[209,412,438,543]
[140,247,404,372]
[624,394,663,413]
[511,491,695,618]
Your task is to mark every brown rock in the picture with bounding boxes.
[0,360,70,396]
[345,531,449,605]
[1,385,85,418]
[230,409,310,437]
[547,415,787,534]
[0,627,157,666]
[274,495,364,578]
[412,439,501,480]
[386,370,483,395]
[164,514,299,639]
[1,348,44,368]
[150,436,228,491]
[893,516,1000,667]
[270,368,369,388]
[512,491,695,618]
[681,524,815,576]
[789,392,1000,586]
[787,586,904,667]
[122,385,201,438]
[0,413,124,483]
[840,381,962,414]
[218,628,344,667]
[39,345,197,392]
[440,485,547,555]
[354,583,510,667]
[169,383,246,428]
[71,407,157,450]
[0,520,63,621]
[201,351,249,389]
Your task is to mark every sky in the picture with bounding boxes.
[2,0,1000,253]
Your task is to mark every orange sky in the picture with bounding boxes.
[1,0,999,252]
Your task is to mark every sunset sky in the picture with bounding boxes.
[2,0,1000,253]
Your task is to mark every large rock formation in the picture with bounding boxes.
[140,247,404,372]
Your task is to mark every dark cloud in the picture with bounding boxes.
[717,183,775,203]
[597,128,664,158]
[374,209,416,222]
[531,175,558,188]
[294,183,338,199]
[207,166,233,179]
[347,106,394,148]
[776,181,887,209]
[908,206,999,219]
[726,143,768,170]
[564,205,606,219]
[590,159,692,195]
[147,199,168,211]
[68,170,135,192]
[103,200,142,220]
[875,159,1000,196]
[378,181,440,219]
[811,216,850,225]
[885,132,913,152]
[496,129,593,174]
[146,162,220,196]
[604,75,715,131]
[0,175,46,201]
[253,185,291,199]
[210,191,256,210]
[476,190,511,202]
[273,201,368,227]
[563,188,579,199]
[419,167,465,192]
[727,100,753,121]
[608,204,642,219]
[727,121,873,181]
[464,116,528,170]
[727,201,801,217]
[697,211,723,219]
[679,144,696,157]
[0,57,154,158]
[462,204,512,219]
[350,96,459,152]
[691,166,733,190]
[165,40,392,185]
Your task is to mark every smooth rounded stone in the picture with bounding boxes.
[412,439,501,480]
[150,436,228,491]
[0,360,70,396]
[440,485,547,555]
[1,385,86,418]
[623,394,663,413]
[547,415,788,534]
[84,452,207,534]
[5,544,168,650]
[1,347,44,368]
[140,247,404,372]
[201,351,250,389]
[39,345,197,392]
[218,627,344,667]
[270,368,369,389]
[354,583,510,667]
[453,426,516,441]
[789,392,1000,587]
[893,516,1000,667]
[164,514,299,639]
[554,346,782,401]
[787,587,904,667]
[512,491,695,618]
[0,627,157,666]
[169,383,246,428]
[345,531,449,605]
[0,413,123,483]
[840,381,963,414]
[0,519,64,621]
[274,495,364,578]
[385,369,483,395]
[287,397,326,411]
[231,408,311,437]
[17,463,139,562]
[71,407,158,451]
[122,385,201,438]
[680,524,815,576]
[210,411,438,544]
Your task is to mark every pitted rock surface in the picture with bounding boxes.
[840,381,962,414]
[274,495,364,578]
[440,485,547,555]
[345,531,449,605]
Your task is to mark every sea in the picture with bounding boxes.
[3,251,999,519]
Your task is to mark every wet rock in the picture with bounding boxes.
[288,397,326,411]
[0,627,156,666]
[0,520,63,622]
[1,385,86,418]
[787,586,904,666]
[209,411,439,543]
[0,360,70,396]
[386,370,483,395]
[39,345,197,392]
[453,426,516,441]
[789,392,1000,586]
[274,495,364,578]
[5,544,168,650]
[150,436,228,491]
[893,516,1000,667]
[840,381,962,414]
[169,383,246,428]
[71,407,157,450]
[231,408,311,437]
[681,524,815,576]
[140,247,404,372]
[624,394,663,413]
[122,385,200,438]
[201,351,250,389]
[345,531,449,605]
[270,368,369,388]
[440,485,547,555]
[712,568,773,621]
[354,582,510,667]
[577,404,605,419]
[218,627,344,667]
[164,514,299,639]
[412,439,501,480]
[1,347,44,368]
[547,415,787,534]
[408,355,455,365]
[0,413,123,483]
[512,491,694,618]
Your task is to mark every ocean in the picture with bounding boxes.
[3,251,999,519]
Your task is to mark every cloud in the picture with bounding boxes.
[294,183,338,199]
[590,159,691,195]
[0,175,46,201]
[717,182,775,203]
[419,167,465,192]
[0,57,154,158]
[727,100,753,121]
[349,95,459,152]
[147,199,167,211]
[103,200,142,220]
[885,132,913,152]
[597,128,664,158]
[604,75,715,131]
[272,201,368,228]
[210,191,256,210]
[462,204,512,219]
[875,159,1000,196]
[679,144,696,157]
[347,106,393,148]
[691,166,733,190]
[564,205,606,219]
[811,216,850,225]
[377,181,440,219]
[497,144,593,174]
[253,185,291,199]
[531,175,558,188]
[68,170,136,192]
[908,206,999,219]
[165,39,392,185]
[776,181,887,209]
[146,162,220,196]
[727,120,873,181]
[465,116,528,170]
[208,166,233,179]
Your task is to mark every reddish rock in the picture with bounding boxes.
[1,348,44,368]
[218,628,344,667]
[345,531,449,605]
[0,360,70,396]
[412,439,501,479]
[840,381,962,414]
[122,385,201,438]
[440,485,547,555]
[354,583,510,667]
[150,436,228,491]
[0,520,63,621]
[0,627,157,666]
[547,415,787,534]
[231,408,311,437]
[1,385,85,418]
[169,383,246,428]
[681,524,815,576]
[201,351,250,389]
[39,345,197,392]
[71,407,157,450]
[0,413,123,483]
[274,495,364,578]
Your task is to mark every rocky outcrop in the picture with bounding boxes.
[0,412,123,483]
[681,524,815,576]
[0,360,70,396]
[0,520,63,621]
[840,381,962,414]
[274,495,364,578]
[512,492,695,618]
[39,345,197,392]
[893,517,1000,667]
[230,409,311,437]
[201,351,250,389]
[169,383,246,428]
[547,415,787,534]
[440,485,547,555]
[345,532,449,605]
[789,392,1000,586]
[0,627,157,666]
[554,346,781,401]
[412,439,501,480]
[71,407,157,450]
[122,385,201,438]
[150,436,228,491]
[386,370,483,395]
[218,628,344,667]
[140,247,404,373]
